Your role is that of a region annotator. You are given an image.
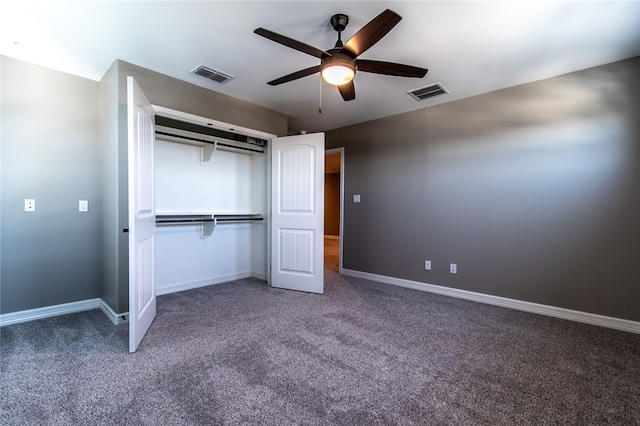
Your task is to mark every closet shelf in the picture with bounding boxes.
[156,214,264,238]
[155,122,266,166]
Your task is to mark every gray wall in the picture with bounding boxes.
[100,60,288,314]
[1,56,101,314]
[1,55,288,316]
[327,57,640,322]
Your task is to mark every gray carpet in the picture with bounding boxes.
[2,238,640,425]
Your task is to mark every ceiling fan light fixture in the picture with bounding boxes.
[321,56,355,86]
[322,65,354,85]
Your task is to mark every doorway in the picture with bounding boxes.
[324,148,344,274]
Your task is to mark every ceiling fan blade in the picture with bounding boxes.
[267,65,322,86]
[357,60,427,78]
[337,81,356,101]
[343,9,402,57]
[254,28,328,59]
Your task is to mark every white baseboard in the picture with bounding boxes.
[342,269,640,335]
[99,300,129,325]
[1,273,267,327]
[156,271,265,296]
[0,298,101,327]
[252,272,268,281]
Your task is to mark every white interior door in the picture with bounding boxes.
[127,76,156,353]
[271,132,325,293]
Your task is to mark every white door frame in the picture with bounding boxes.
[325,147,344,274]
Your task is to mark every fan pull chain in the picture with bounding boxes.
[319,74,322,114]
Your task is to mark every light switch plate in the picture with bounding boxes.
[353,194,361,203]
[25,199,36,212]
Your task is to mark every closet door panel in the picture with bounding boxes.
[271,133,325,294]
[127,76,156,353]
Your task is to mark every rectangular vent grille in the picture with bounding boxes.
[191,65,235,84]
[407,83,448,101]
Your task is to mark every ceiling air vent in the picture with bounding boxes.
[407,83,448,101]
[191,65,235,84]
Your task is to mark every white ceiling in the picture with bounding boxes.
[2,1,640,133]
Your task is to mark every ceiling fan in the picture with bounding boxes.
[254,9,428,101]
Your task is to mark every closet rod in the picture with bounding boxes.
[155,214,264,238]
[155,216,264,225]
[156,218,216,224]
[215,218,264,223]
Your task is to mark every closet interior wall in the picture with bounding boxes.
[154,134,269,295]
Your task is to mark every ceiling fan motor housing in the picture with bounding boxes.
[322,49,355,69]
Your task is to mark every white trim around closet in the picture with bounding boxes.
[152,105,277,140]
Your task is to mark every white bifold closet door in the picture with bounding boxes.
[127,76,157,353]
[271,133,325,294]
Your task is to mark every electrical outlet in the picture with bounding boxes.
[353,194,361,203]
[424,260,431,270]
[24,199,36,212]
[79,200,89,212]
[450,263,457,274]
